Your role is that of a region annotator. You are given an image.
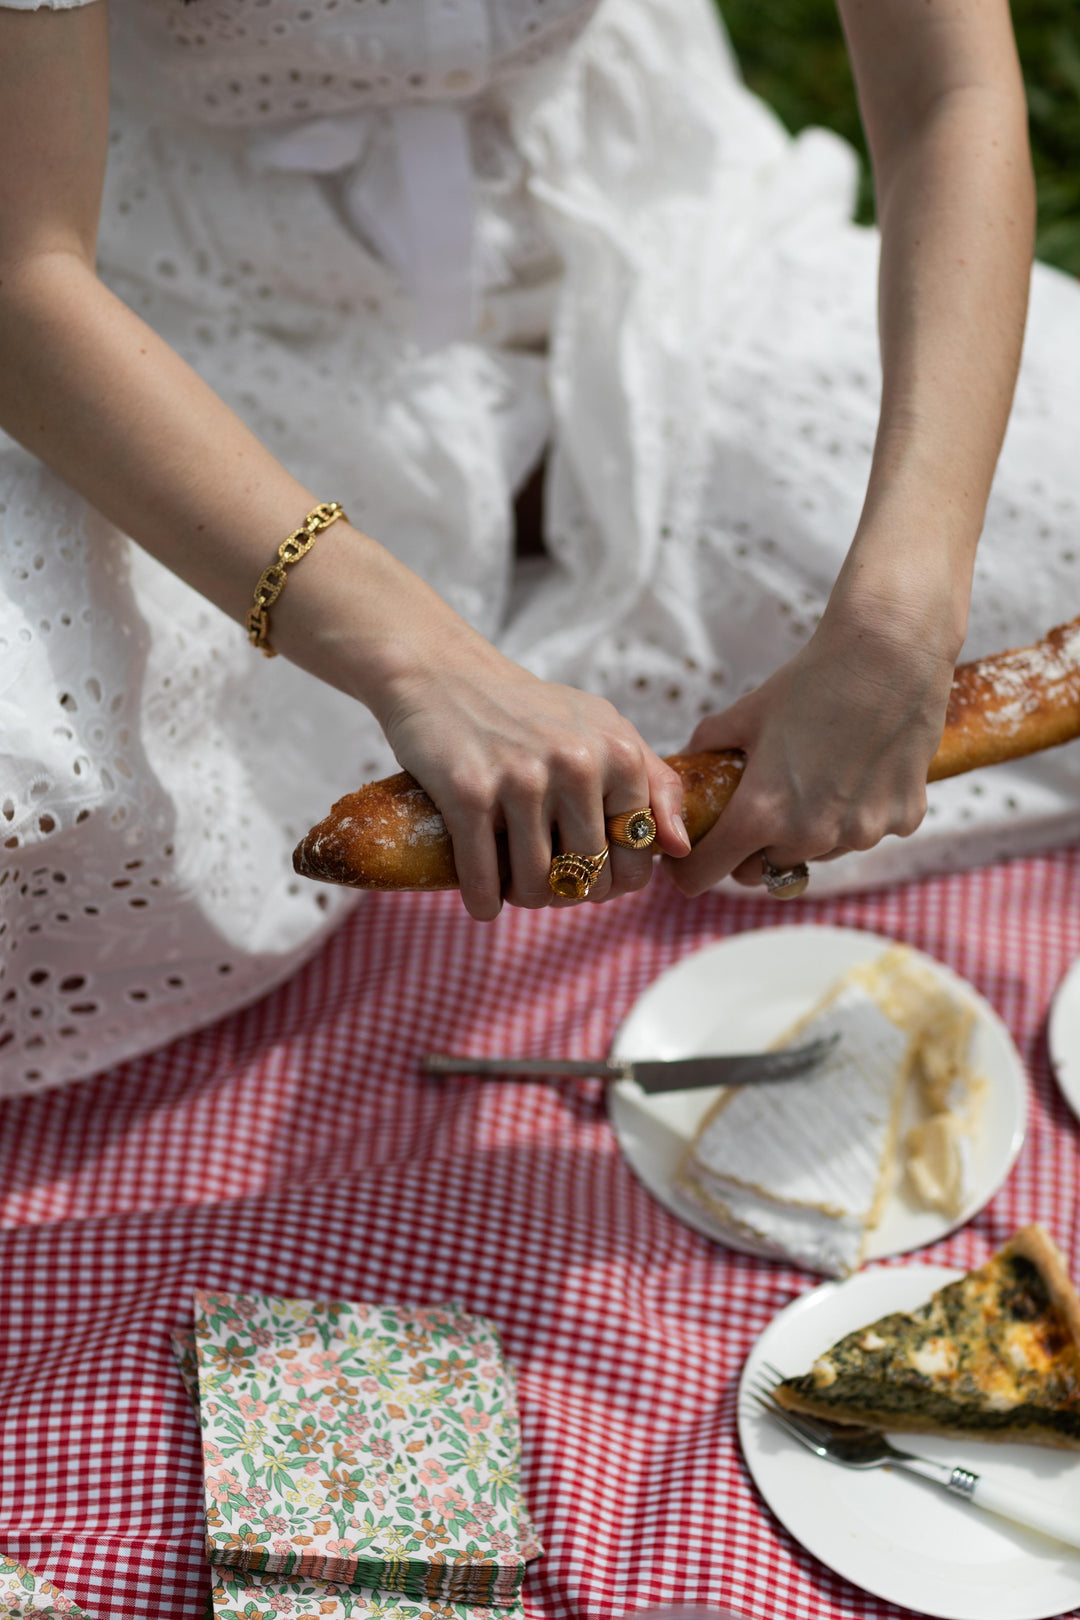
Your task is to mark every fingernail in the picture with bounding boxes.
[674,818,692,855]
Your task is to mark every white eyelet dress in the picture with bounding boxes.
[2,0,1080,1095]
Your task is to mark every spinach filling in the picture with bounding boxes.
[787,1374,1080,1437]
[784,1253,1080,1434]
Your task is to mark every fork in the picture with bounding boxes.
[751,1362,1080,1550]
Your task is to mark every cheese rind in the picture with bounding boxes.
[674,947,981,1275]
[675,975,914,1274]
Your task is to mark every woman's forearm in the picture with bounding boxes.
[856,90,1034,621]
[832,2,1035,653]
[0,250,462,717]
[874,88,1034,519]
[0,249,692,915]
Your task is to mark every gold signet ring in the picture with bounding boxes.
[548,844,610,901]
[761,856,810,900]
[607,808,657,851]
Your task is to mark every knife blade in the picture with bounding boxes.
[422,1034,838,1093]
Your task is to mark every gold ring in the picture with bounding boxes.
[606,808,657,851]
[761,856,810,900]
[548,844,610,900]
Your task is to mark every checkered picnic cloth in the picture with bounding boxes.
[2,851,1080,1620]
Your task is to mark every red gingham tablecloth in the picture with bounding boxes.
[2,853,1080,1620]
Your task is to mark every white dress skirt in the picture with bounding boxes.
[2,0,1080,1096]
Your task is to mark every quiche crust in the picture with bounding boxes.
[1009,1225,1080,1357]
[774,1226,1080,1449]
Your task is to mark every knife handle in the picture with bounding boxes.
[423,1054,630,1081]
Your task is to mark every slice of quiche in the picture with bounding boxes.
[774,1227,1080,1448]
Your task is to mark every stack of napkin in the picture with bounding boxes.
[173,1290,541,1619]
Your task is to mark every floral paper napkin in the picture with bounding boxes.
[0,1556,88,1620]
[181,1292,539,1612]
[208,1567,517,1620]
[172,1331,529,1618]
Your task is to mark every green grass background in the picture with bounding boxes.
[719,0,1080,274]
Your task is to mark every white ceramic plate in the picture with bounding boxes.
[607,926,1027,1265]
[738,1265,1080,1620]
[1048,955,1080,1123]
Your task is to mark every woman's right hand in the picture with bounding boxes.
[0,6,686,925]
[374,620,689,920]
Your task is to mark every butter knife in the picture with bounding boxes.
[422,1034,838,1093]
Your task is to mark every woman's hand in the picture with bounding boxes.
[0,5,688,930]
[670,0,1034,901]
[377,622,688,920]
[663,584,959,897]
[661,0,1028,899]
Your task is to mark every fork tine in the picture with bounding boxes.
[749,1364,788,1407]
[749,1377,802,1421]
[749,1376,808,1425]
[751,1365,838,1444]
[749,1370,784,1401]
[763,1398,831,1445]
[747,1384,793,1423]
[748,1390,830,1458]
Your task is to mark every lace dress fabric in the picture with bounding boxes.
[2,0,1080,1096]
[115,0,600,122]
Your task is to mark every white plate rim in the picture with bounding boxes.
[1048,954,1080,1123]
[738,1263,1080,1620]
[607,925,1028,1266]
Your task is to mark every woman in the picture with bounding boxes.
[1,0,1077,1093]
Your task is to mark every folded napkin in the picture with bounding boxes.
[179,1292,539,1612]
[0,1554,89,1619]
[208,1566,519,1619]
[172,1329,531,1618]
[175,1335,524,1617]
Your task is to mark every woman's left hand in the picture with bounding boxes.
[664,0,1032,903]
[663,590,959,897]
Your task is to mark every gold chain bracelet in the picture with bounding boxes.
[246,501,348,657]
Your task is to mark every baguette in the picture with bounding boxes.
[926,614,1080,781]
[293,615,1080,892]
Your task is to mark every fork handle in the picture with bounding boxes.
[967,1471,1080,1550]
[423,1055,630,1080]
[894,1458,1080,1549]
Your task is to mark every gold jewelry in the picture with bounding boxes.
[606,807,657,851]
[761,856,810,900]
[548,844,610,900]
[246,501,348,657]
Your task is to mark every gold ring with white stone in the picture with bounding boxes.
[606,808,657,851]
[761,856,810,900]
[548,844,610,900]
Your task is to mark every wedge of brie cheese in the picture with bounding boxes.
[673,948,979,1276]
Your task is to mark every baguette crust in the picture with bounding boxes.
[294,771,461,892]
[293,752,745,891]
[927,616,1080,782]
[294,616,1080,892]
[658,751,746,846]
